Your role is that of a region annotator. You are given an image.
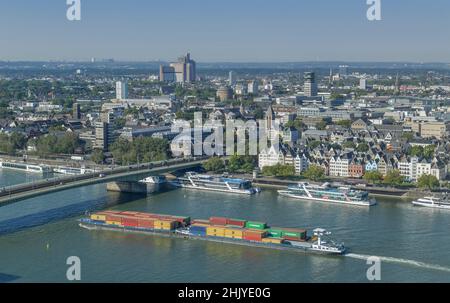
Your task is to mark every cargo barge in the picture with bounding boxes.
[171,172,261,195]
[79,211,346,255]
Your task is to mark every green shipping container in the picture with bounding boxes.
[245,221,267,230]
[268,229,283,238]
[282,231,306,239]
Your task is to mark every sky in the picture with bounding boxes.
[0,0,449,62]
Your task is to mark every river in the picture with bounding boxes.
[0,169,449,282]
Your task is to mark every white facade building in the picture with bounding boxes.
[116,81,128,100]
[329,156,350,177]
[294,154,309,175]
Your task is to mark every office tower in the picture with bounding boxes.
[160,53,196,83]
[229,71,236,86]
[94,121,116,151]
[339,65,349,77]
[160,65,176,82]
[304,72,318,97]
[72,103,81,120]
[247,81,259,95]
[116,81,128,100]
[359,78,367,90]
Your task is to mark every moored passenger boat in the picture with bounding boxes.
[412,196,450,210]
[172,172,260,195]
[0,160,52,174]
[278,182,376,206]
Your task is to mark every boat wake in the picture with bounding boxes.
[345,253,450,273]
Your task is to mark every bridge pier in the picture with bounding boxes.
[106,181,162,194]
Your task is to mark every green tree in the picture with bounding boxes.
[203,157,225,172]
[342,141,356,149]
[91,149,105,164]
[227,155,256,173]
[417,174,440,191]
[285,118,305,132]
[262,164,295,177]
[409,146,424,157]
[383,170,405,186]
[363,171,383,184]
[402,132,414,141]
[302,165,325,181]
[0,132,27,155]
[356,143,369,153]
[423,145,436,159]
[253,106,265,120]
[315,120,328,130]
[110,137,169,165]
[307,140,321,149]
[55,133,81,154]
[33,133,81,156]
[336,120,352,128]
[114,117,126,129]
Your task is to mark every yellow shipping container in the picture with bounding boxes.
[91,214,106,221]
[224,234,243,239]
[154,220,176,230]
[224,228,244,238]
[262,238,284,244]
[206,226,226,234]
[206,231,225,237]
[106,221,122,226]
[192,223,210,227]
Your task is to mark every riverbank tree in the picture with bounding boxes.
[110,137,170,165]
[417,174,440,191]
[302,165,325,181]
[202,157,225,173]
[262,164,296,177]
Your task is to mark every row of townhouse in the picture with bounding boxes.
[258,144,448,181]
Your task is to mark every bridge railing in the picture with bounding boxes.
[0,156,209,198]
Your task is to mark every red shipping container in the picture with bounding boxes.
[210,217,228,225]
[227,219,246,228]
[122,218,139,227]
[121,211,143,217]
[244,230,266,238]
[138,219,155,228]
[192,220,210,225]
[243,235,263,241]
[134,214,155,219]
[106,215,124,221]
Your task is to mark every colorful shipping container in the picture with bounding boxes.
[90,214,107,221]
[245,221,267,230]
[88,211,308,244]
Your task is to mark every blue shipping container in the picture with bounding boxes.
[190,226,207,232]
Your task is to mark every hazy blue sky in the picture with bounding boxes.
[0,0,449,62]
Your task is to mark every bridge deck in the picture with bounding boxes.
[0,158,206,206]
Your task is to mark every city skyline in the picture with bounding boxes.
[0,0,450,62]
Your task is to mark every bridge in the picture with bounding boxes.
[0,157,208,207]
